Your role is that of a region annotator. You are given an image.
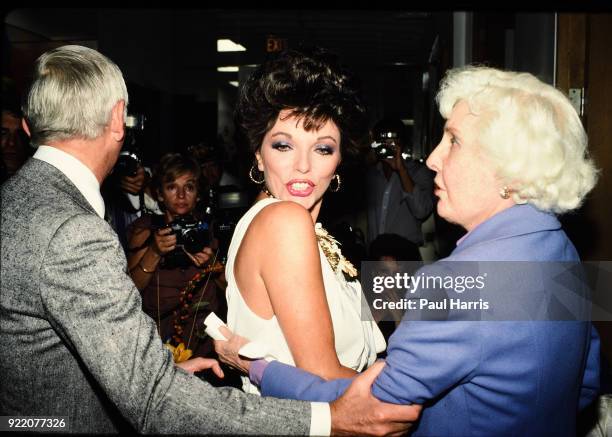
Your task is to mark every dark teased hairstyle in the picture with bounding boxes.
[152,153,201,197]
[235,46,369,157]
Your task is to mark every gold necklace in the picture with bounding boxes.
[314,223,358,278]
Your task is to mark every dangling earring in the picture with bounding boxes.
[249,164,265,184]
[499,186,512,199]
[329,174,341,192]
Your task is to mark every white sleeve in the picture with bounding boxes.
[310,402,331,436]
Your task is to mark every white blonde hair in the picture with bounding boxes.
[436,65,598,214]
[23,45,128,146]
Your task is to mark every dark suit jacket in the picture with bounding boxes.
[0,157,311,434]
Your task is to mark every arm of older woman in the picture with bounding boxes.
[127,221,176,290]
[234,201,357,380]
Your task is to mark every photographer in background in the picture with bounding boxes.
[126,153,229,384]
[366,117,434,255]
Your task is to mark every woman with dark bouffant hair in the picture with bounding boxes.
[213,47,385,395]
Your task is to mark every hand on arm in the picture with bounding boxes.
[330,361,421,437]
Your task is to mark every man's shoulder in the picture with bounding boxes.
[2,160,106,245]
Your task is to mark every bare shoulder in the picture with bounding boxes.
[250,200,314,236]
[239,200,317,263]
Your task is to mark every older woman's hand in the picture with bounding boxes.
[214,325,252,374]
[184,246,214,268]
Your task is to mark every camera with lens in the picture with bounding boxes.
[168,215,211,253]
[371,137,397,160]
[159,215,211,269]
[203,185,249,265]
[371,118,409,161]
[114,114,145,177]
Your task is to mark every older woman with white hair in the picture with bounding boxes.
[431,66,597,226]
[215,65,601,436]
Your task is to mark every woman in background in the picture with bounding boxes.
[127,153,226,376]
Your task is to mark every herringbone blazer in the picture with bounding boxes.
[0,157,310,434]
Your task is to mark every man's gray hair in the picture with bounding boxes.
[23,45,129,146]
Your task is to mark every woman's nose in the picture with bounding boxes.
[295,152,311,174]
[426,142,444,172]
[177,187,186,198]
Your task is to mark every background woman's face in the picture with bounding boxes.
[256,110,341,221]
[159,171,198,219]
[426,100,509,232]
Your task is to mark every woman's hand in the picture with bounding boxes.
[184,246,214,268]
[213,326,252,374]
[176,357,224,377]
[150,226,177,256]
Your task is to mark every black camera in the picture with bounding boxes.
[203,186,249,265]
[168,215,211,253]
[371,139,397,160]
[372,118,410,161]
[157,215,211,270]
[114,114,145,177]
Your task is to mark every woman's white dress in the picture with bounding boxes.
[225,197,386,394]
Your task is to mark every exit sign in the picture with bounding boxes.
[266,36,288,52]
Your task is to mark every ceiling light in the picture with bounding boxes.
[228,81,239,87]
[217,39,246,52]
[217,66,239,72]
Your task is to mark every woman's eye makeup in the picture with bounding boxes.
[270,141,336,155]
[315,144,335,155]
[271,141,292,151]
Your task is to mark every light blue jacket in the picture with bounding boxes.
[260,204,600,436]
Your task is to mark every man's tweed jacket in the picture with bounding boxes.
[0,157,311,434]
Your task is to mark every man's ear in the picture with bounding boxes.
[21,118,31,138]
[110,100,126,142]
